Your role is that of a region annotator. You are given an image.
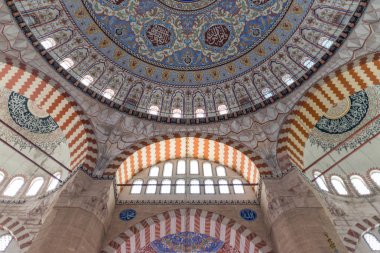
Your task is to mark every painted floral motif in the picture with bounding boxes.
[150,232,224,252]
[81,0,293,69]
[8,92,59,134]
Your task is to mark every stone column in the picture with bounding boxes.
[261,170,346,253]
[28,171,114,253]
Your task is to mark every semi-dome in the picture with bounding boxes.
[9,0,366,122]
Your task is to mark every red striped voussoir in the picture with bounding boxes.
[0,214,33,252]
[276,52,380,170]
[101,208,274,253]
[343,215,380,252]
[0,59,98,172]
[105,134,271,194]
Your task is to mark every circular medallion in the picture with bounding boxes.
[240,208,257,221]
[8,92,59,134]
[316,91,369,135]
[324,97,351,120]
[119,209,137,221]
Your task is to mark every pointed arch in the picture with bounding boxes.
[277,53,380,171]
[101,209,273,253]
[0,215,33,253]
[0,57,98,172]
[343,215,380,252]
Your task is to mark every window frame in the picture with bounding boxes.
[3,177,25,197]
[330,175,348,195]
[26,177,44,197]
[313,171,329,192]
[350,175,371,195]
[130,179,144,194]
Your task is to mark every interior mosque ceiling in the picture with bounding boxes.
[9,0,365,122]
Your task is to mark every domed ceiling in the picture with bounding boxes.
[10,0,366,122]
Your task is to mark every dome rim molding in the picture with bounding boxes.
[5,0,369,124]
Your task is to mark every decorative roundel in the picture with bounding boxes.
[316,91,369,135]
[8,92,59,134]
[119,209,137,221]
[240,208,257,221]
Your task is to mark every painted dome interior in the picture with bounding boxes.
[11,0,365,122]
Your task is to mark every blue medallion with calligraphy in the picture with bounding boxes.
[240,209,257,221]
[119,209,137,221]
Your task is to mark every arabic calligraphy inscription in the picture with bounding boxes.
[146,24,171,46]
[205,24,230,47]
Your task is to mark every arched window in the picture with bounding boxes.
[172,108,182,118]
[363,233,380,250]
[262,88,273,99]
[148,105,160,115]
[195,108,205,118]
[370,170,380,187]
[47,172,61,192]
[149,166,159,177]
[161,179,171,194]
[331,176,348,195]
[40,38,56,50]
[3,177,24,197]
[203,162,213,177]
[163,162,173,177]
[217,104,228,115]
[318,37,334,49]
[301,57,315,69]
[190,160,199,175]
[0,172,4,184]
[233,179,245,194]
[176,179,185,194]
[26,177,44,196]
[190,179,200,194]
[350,175,371,195]
[282,74,294,86]
[59,58,74,70]
[0,234,12,251]
[131,179,143,194]
[80,75,94,86]
[204,179,215,194]
[313,171,329,192]
[102,88,115,99]
[177,160,186,175]
[216,166,226,177]
[218,179,230,194]
[146,179,157,194]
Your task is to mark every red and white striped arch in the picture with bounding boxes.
[277,53,380,170]
[101,208,273,253]
[113,136,268,193]
[0,214,33,253]
[0,58,98,171]
[343,215,380,252]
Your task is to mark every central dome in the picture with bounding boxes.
[10,0,365,122]
[71,0,297,86]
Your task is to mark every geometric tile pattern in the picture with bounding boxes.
[113,136,267,194]
[0,214,33,253]
[101,208,273,253]
[277,52,380,170]
[343,215,380,252]
[0,59,98,171]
